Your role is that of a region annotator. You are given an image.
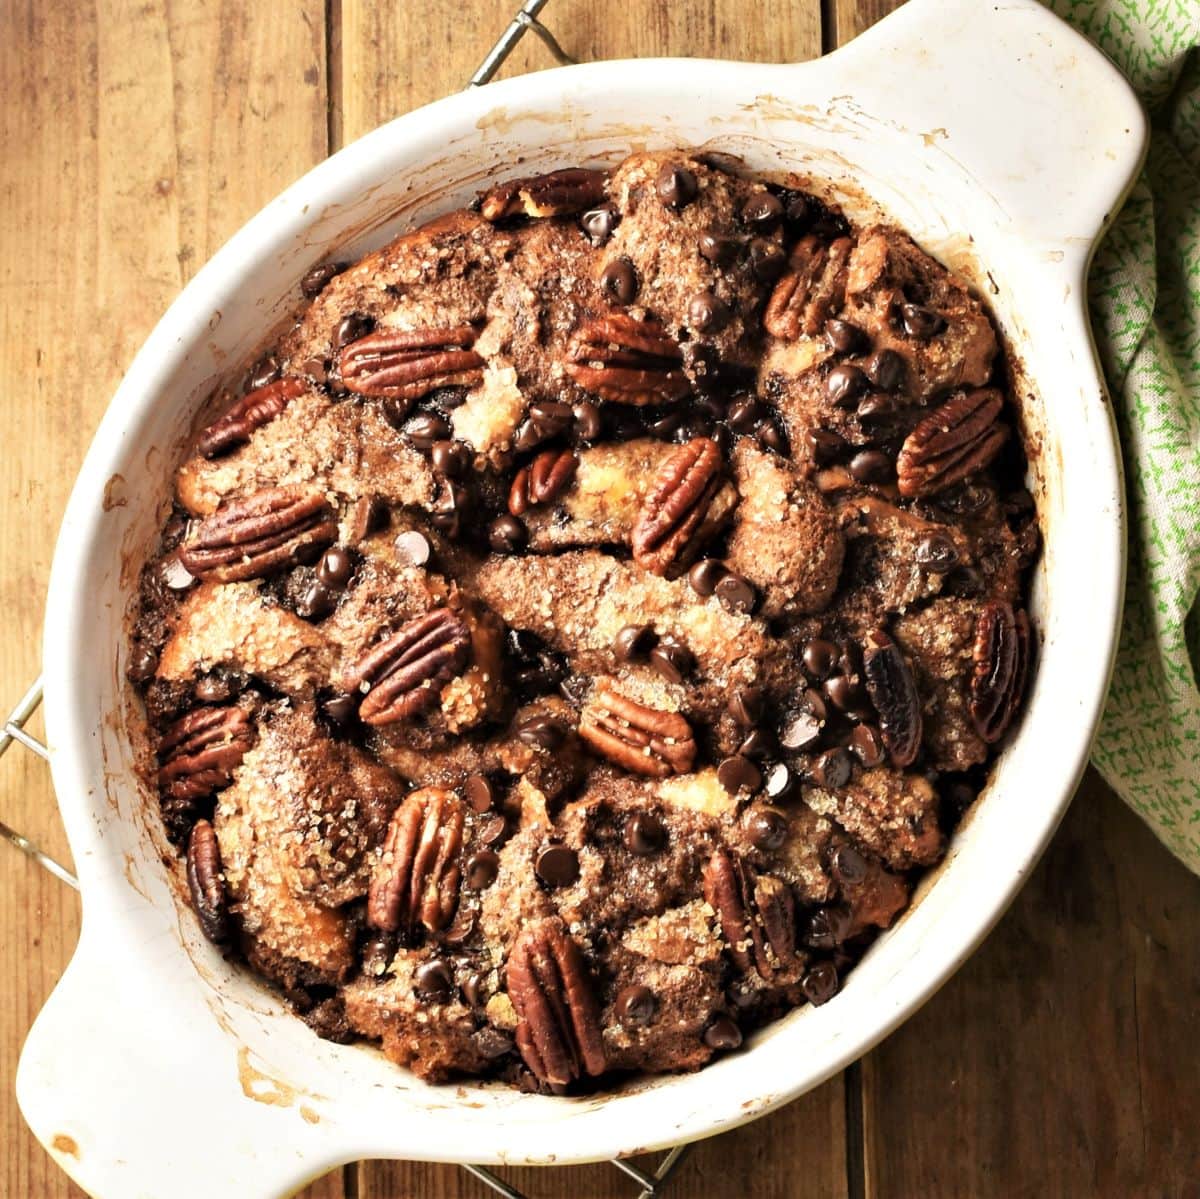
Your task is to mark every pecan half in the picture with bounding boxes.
[896,389,1007,498]
[338,325,485,407]
[862,629,923,768]
[178,486,338,582]
[509,448,579,516]
[480,168,608,221]
[158,705,254,803]
[969,602,1031,743]
[631,437,728,575]
[507,919,606,1087]
[764,235,853,340]
[702,849,798,981]
[367,787,465,935]
[578,681,695,777]
[195,377,307,459]
[345,608,471,726]
[186,818,230,944]
[564,313,689,406]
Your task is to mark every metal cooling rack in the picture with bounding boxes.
[1,3,694,1196]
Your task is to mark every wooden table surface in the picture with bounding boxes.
[2,1,1198,1196]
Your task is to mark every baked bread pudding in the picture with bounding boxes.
[128,151,1037,1092]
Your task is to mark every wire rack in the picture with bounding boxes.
[1,3,694,1196]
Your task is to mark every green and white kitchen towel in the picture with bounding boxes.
[1046,0,1200,871]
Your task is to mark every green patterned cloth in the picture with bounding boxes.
[1047,0,1200,870]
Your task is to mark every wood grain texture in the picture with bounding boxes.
[860,774,1200,1198]
[0,0,331,1195]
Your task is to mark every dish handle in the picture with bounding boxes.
[16,918,336,1199]
[823,0,1148,250]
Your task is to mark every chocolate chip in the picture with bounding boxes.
[744,805,787,850]
[715,573,757,615]
[801,961,840,1006]
[296,580,335,620]
[803,638,839,680]
[856,392,897,423]
[128,643,159,684]
[601,257,639,304]
[765,762,797,800]
[864,349,905,392]
[571,401,603,443]
[488,514,528,554]
[393,529,431,567]
[805,906,852,950]
[430,439,472,478]
[741,192,784,231]
[824,318,868,355]
[515,400,574,452]
[332,312,374,350]
[615,984,657,1026]
[246,352,282,392]
[535,844,579,888]
[848,723,885,768]
[914,533,960,573]
[899,302,946,339]
[517,715,565,752]
[830,844,868,887]
[687,290,729,334]
[728,686,765,728]
[463,774,494,813]
[405,412,451,451]
[473,1026,514,1059]
[299,261,345,298]
[738,729,776,761]
[688,558,728,597]
[826,364,868,407]
[717,755,762,796]
[811,747,853,790]
[442,908,477,947]
[431,480,471,539]
[624,811,667,856]
[756,419,788,455]
[726,395,763,433]
[807,429,848,467]
[465,849,500,890]
[649,637,694,683]
[749,237,787,281]
[415,959,454,1002]
[940,482,993,515]
[315,695,355,735]
[699,230,739,265]
[646,405,687,438]
[849,450,894,484]
[779,703,823,752]
[461,972,487,1008]
[655,163,698,209]
[161,556,196,591]
[614,623,657,662]
[478,815,508,848]
[581,202,620,246]
[703,1015,743,1050]
[380,396,408,428]
[194,671,240,703]
[316,546,354,589]
[823,674,865,715]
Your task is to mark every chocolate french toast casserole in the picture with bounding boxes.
[127,150,1037,1093]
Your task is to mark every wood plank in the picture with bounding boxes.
[334,0,839,1194]
[861,772,1200,1197]
[0,0,331,1195]
[359,1081,847,1199]
[335,0,823,144]
[830,6,1200,1196]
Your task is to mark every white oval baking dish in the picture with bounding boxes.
[16,1,1145,1195]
